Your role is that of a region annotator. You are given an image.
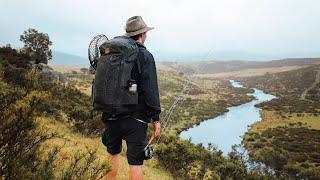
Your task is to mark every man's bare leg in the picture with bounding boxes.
[129,165,143,180]
[106,154,120,180]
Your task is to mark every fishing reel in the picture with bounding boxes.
[144,134,156,160]
[144,144,154,160]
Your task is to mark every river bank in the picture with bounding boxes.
[158,73,255,136]
[155,77,277,179]
[238,66,320,179]
[179,80,276,155]
[44,68,273,179]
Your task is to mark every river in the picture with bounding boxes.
[180,80,276,155]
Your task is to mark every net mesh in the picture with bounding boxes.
[88,34,108,73]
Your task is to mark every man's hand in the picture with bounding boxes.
[152,121,161,137]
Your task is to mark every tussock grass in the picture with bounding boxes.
[248,111,320,132]
[36,116,172,180]
[242,66,320,178]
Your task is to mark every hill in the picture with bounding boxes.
[239,65,320,179]
[4,45,319,179]
[1,46,277,179]
[154,50,320,62]
[0,46,171,179]
[157,58,320,78]
[50,51,87,65]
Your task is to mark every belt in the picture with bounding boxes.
[131,117,148,125]
[103,112,148,124]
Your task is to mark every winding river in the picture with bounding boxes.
[180,80,276,155]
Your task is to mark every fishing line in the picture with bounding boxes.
[87,35,214,146]
[154,50,214,145]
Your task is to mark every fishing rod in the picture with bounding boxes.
[144,51,213,160]
[87,34,214,154]
[152,50,214,145]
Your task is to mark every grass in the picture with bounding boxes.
[51,68,254,178]
[36,115,172,180]
[243,111,320,177]
[248,111,320,133]
[1,46,281,179]
[241,66,320,178]
[47,66,255,179]
[197,65,308,79]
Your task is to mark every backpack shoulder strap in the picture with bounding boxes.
[136,47,142,74]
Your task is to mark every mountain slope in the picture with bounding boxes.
[50,51,87,65]
[240,65,320,179]
[158,58,320,76]
[37,116,172,180]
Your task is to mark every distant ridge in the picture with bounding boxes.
[153,50,320,62]
[50,51,87,65]
[197,58,320,74]
[158,58,320,74]
[49,50,320,76]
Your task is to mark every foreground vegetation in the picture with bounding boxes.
[1,45,283,179]
[58,60,268,179]
[4,42,319,179]
[0,46,110,179]
[240,65,320,179]
[0,46,170,179]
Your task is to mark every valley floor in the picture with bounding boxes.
[241,65,320,178]
[3,45,319,179]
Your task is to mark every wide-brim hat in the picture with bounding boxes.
[124,16,154,37]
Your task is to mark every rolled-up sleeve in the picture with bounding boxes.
[141,51,161,122]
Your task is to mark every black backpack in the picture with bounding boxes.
[92,36,140,114]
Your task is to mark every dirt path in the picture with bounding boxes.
[300,67,320,101]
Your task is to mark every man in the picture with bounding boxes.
[102,16,161,180]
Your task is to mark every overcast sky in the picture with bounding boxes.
[1,0,320,61]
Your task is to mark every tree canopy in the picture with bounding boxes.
[20,28,52,64]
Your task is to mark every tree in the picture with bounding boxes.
[20,28,52,64]
[80,68,89,74]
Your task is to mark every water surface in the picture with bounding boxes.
[180,80,276,155]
